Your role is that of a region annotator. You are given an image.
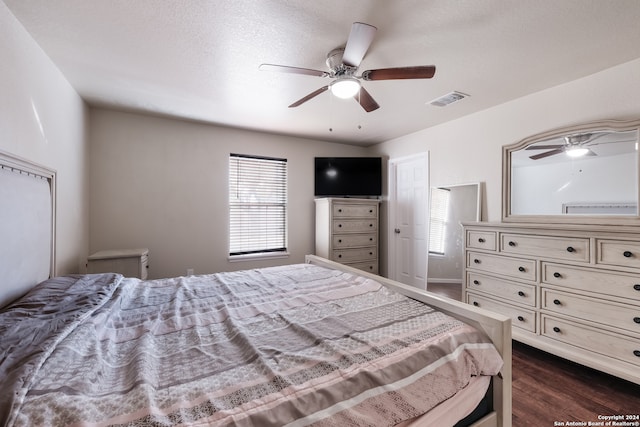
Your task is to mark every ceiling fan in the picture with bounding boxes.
[259,22,436,112]
[526,133,606,160]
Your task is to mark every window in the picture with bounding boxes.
[428,187,450,255]
[229,154,287,257]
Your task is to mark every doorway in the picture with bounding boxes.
[387,153,429,289]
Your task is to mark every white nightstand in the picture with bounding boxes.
[87,248,149,279]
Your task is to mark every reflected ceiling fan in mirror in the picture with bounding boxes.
[526,132,606,160]
[259,22,436,112]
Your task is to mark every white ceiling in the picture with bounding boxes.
[5,0,640,146]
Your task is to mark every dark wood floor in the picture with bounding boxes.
[427,282,640,425]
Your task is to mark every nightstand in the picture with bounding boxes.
[87,248,149,279]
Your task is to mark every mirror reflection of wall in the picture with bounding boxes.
[511,129,638,215]
[428,183,481,288]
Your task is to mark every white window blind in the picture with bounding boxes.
[429,187,450,255]
[229,154,287,256]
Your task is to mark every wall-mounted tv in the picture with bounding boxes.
[314,157,382,197]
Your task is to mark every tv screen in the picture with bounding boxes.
[314,157,382,197]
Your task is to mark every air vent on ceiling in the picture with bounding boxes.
[429,91,469,107]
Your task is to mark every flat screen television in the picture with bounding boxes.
[314,157,382,197]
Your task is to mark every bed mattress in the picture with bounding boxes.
[0,263,502,426]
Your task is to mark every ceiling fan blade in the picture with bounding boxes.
[361,65,436,81]
[529,148,564,160]
[259,64,329,77]
[342,22,377,68]
[288,86,329,108]
[354,86,380,112]
[525,144,564,150]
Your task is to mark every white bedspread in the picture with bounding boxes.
[0,264,502,426]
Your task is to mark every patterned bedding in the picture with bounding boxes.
[0,263,502,427]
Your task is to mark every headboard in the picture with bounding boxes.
[0,149,56,308]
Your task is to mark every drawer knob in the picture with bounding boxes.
[338,254,342,258]
[634,317,640,324]
[553,299,562,306]
[518,291,526,297]
[517,316,525,322]
[473,301,479,307]
[566,246,575,253]
[634,350,640,358]
[369,237,373,241]
[338,239,342,243]
[338,224,342,227]
[553,272,562,278]
[338,209,342,212]
[369,209,373,213]
[624,250,633,258]
[369,252,373,255]
[634,284,640,291]
[473,280,480,285]
[518,266,526,272]
[508,241,516,247]
[474,259,481,264]
[553,326,561,333]
[369,223,373,227]
[478,238,485,243]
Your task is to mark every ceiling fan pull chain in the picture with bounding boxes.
[328,89,334,132]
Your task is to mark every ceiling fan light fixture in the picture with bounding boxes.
[330,77,361,99]
[566,146,589,157]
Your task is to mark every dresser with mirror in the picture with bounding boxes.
[463,118,640,385]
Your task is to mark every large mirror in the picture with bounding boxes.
[427,182,481,288]
[503,119,640,224]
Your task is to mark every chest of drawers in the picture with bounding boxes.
[315,198,380,274]
[463,222,640,385]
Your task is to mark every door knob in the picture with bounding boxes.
[394,228,401,234]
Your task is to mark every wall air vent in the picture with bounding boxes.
[428,91,469,107]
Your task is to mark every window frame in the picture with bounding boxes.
[228,153,288,261]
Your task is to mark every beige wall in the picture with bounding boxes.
[5,0,640,285]
[89,109,368,278]
[371,58,640,276]
[0,3,89,277]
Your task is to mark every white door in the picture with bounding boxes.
[388,153,429,289]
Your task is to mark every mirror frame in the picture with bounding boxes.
[502,118,640,225]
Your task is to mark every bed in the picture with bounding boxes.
[0,150,512,427]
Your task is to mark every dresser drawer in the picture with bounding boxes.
[597,240,640,269]
[466,272,536,306]
[140,255,149,280]
[332,247,377,263]
[500,233,589,262]
[542,288,640,334]
[542,262,640,302]
[332,219,377,233]
[347,261,378,274]
[466,293,536,332]
[466,231,497,251]
[467,251,536,281]
[332,233,377,248]
[332,203,377,218]
[542,315,640,368]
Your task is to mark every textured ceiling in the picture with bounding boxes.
[5,0,640,146]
